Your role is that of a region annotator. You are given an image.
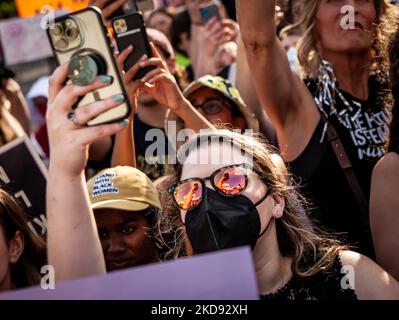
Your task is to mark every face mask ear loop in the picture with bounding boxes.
[255,189,273,239]
[254,189,271,207]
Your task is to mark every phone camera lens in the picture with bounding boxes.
[55,38,69,50]
[52,25,63,36]
[65,27,79,40]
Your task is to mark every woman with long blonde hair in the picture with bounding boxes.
[237,0,397,259]
[161,129,399,299]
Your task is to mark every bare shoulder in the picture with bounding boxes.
[339,251,399,300]
[371,153,399,204]
[373,153,399,179]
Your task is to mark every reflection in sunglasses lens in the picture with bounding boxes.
[174,180,202,210]
[214,167,246,196]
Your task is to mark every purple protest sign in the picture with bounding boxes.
[0,247,259,300]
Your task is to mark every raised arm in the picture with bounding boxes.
[111,44,214,167]
[370,153,399,281]
[3,79,31,134]
[46,64,127,282]
[236,0,319,159]
[137,43,214,132]
[236,37,276,143]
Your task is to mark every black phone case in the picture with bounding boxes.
[112,13,155,80]
[46,7,131,126]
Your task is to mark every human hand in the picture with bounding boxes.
[1,78,22,95]
[202,17,239,56]
[115,45,147,115]
[47,63,128,177]
[185,0,211,25]
[88,0,126,25]
[139,42,187,111]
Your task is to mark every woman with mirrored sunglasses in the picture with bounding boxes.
[158,129,399,300]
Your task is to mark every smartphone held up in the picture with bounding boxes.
[47,7,131,126]
[199,2,221,24]
[112,12,155,80]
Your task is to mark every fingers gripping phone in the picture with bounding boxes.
[47,7,131,126]
[112,13,155,80]
[200,3,221,24]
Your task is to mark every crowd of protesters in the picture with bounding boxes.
[1,0,399,299]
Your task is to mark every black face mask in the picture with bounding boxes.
[185,187,271,254]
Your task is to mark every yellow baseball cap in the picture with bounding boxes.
[87,166,161,212]
[165,75,259,133]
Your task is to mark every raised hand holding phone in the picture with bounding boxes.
[199,3,221,24]
[139,43,186,110]
[112,12,155,80]
[115,45,147,112]
[47,7,131,126]
[47,63,128,178]
[186,0,211,25]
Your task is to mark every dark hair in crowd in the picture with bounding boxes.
[388,23,399,153]
[0,189,46,288]
[170,9,191,56]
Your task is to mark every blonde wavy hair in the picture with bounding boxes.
[156,130,348,278]
[283,0,395,77]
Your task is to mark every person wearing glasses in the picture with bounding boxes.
[111,28,221,180]
[161,129,399,300]
[237,0,397,260]
[166,75,259,134]
[44,69,399,297]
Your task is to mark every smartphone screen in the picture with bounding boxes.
[200,4,221,24]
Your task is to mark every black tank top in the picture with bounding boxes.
[287,75,390,259]
[260,254,357,301]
